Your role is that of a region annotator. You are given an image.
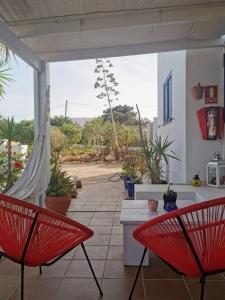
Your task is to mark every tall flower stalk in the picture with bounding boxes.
[94,58,120,158]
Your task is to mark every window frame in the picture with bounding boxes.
[163,72,172,125]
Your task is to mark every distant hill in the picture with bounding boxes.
[70,117,93,127]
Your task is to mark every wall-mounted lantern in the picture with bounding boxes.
[191,83,204,100]
[207,153,225,187]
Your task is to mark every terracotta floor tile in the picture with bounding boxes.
[97,206,116,211]
[56,278,101,300]
[142,253,180,279]
[66,259,105,278]
[90,218,114,226]
[9,277,63,300]
[81,206,98,211]
[0,275,19,300]
[70,218,91,225]
[85,234,111,246]
[40,260,71,277]
[187,280,225,300]
[90,225,112,235]
[110,234,123,245]
[144,279,191,300]
[62,248,77,260]
[114,212,122,218]
[74,245,108,260]
[71,212,94,218]
[101,279,144,300]
[112,225,123,234]
[107,246,124,260]
[104,260,140,279]
[113,218,121,225]
[0,260,20,276]
[93,212,115,218]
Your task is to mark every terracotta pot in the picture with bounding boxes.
[45,195,71,215]
[191,83,204,100]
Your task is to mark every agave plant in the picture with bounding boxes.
[0,117,17,185]
[136,105,179,183]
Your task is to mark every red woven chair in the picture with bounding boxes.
[129,197,225,300]
[0,194,103,300]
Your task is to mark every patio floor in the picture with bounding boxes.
[1,162,225,299]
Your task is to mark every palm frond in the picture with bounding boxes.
[0,60,13,99]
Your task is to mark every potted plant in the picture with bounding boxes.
[163,184,177,212]
[45,167,76,215]
[136,105,180,184]
[122,150,147,198]
[45,127,77,215]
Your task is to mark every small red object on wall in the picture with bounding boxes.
[205,85,218,103]
[197,106,224,140]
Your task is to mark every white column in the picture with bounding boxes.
[33,61,50,206]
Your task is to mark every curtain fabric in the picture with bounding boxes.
[6,82,50,203]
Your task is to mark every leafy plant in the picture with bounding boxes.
[163,183,177,198]
[0,152,24,190]
[122,150,147,183]
[136,105,179,183]
[0,117,17,185]
[46,168,76,197]
[46,126,76,197]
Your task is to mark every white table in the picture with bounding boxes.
[120,199,195,266]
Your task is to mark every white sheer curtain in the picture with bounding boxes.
[6,77,50,204]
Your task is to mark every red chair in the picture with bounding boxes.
[129,197,225,300]
[0,194,103,300]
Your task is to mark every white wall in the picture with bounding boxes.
[157,51,187,183]
[186,47,224,183]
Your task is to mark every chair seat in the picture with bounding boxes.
[133,197,225,278]
[0,194,93,266]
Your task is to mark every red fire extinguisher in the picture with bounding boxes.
[197,106,224,140]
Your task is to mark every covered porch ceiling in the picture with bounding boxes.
[0,0,225,63]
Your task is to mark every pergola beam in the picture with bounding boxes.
[8,2,225,39]
[41,37,225,62]
[0,21,42,71]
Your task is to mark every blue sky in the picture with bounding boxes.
[0,54,157,121]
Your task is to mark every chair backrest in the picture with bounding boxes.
[0,194,93,266]
[133,197,225,277]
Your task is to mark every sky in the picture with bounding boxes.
[0,53,158,121]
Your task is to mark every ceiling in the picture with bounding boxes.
[0,0,225,61]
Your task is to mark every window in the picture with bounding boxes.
[163,73,172,124]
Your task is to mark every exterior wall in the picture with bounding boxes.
[157,51,187,183]
[186,47,224,183]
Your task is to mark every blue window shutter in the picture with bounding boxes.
[168,75,172,120]
[163,73,172,124]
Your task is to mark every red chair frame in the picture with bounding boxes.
[0,194,103,299]
[129,197,225,300]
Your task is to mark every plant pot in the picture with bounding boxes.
[127,180,134,198]
[191,83,204,100]
[45,195,71,215]
[163,195,177,212]
[124,176,131,190]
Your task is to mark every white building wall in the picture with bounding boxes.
[157,51,187,183]
[186,47,224,183]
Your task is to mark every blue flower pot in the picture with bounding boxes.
[124,176,131,190]
[127,180,134,198]
[163,195,177,212]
